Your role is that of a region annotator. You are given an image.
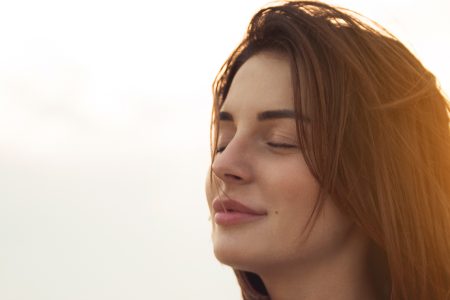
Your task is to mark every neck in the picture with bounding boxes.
[257,229,377,300]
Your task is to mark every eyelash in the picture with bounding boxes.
[267,142,297,149]
[216,142,296,153]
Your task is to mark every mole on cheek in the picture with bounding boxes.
[275,210,279,215]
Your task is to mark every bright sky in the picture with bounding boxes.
[0,1,448,299]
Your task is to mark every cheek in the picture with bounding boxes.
[262,157,321,246]
[265,156,320,212]
[264,158,355,259]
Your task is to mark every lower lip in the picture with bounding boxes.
[214,211,266,226]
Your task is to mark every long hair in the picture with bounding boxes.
[210,1,450,299]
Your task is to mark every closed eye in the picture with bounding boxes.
[267,142,297,149]
[216,142,297,154]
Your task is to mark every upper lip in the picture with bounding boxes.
[213,198,267,215]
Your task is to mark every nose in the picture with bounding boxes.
[211,136,253,185]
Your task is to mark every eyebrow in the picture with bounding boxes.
[257,109,296,121]
[219,109,309,122]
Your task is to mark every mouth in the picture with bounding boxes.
[212,198,267,226]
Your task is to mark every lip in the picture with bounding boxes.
[212,198,267,226]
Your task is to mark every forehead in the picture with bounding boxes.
[222,51,294,113]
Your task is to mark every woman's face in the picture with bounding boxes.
[206,51,357,273]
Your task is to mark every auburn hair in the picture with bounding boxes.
[210,1,450,299]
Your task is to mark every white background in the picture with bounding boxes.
[0,0,448,299]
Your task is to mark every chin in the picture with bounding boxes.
[213,235,244,265]
[212,235,272,272]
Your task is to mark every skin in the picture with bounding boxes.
[206,51,377,300]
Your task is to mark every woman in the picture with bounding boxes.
[205,1,450,299]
